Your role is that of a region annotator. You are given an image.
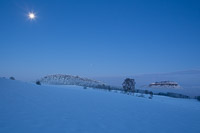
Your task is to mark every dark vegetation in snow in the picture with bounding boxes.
[122,78,136,92]
[36,81,41,85]
[9,77,15,80]
[195,96,200,101]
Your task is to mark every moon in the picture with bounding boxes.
[28,12,36,20]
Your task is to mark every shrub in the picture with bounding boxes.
[196,96,200,101]
[135,89,139,93]
[144,90,149,94]
[149,91,153,99]
[10,77,15,80]
[36,81,41,85]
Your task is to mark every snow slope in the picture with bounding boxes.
[0,78,200,133]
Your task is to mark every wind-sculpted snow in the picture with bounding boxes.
[0,78,200,133]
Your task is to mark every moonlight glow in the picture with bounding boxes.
[28,12,36,20]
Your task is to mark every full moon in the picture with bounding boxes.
[28,12,36,20]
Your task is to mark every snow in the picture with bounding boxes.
[0,78,200,133]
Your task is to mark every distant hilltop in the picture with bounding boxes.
[149,81,179,88]
[39,74,109,89]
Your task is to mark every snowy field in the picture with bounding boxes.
[0,78,200,133]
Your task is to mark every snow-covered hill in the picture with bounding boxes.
[149,81,180,88]
[39,74,106,88]
[0,78,200,133]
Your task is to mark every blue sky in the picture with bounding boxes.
[0,0,200,80]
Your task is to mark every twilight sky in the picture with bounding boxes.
[0,0,200,80]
